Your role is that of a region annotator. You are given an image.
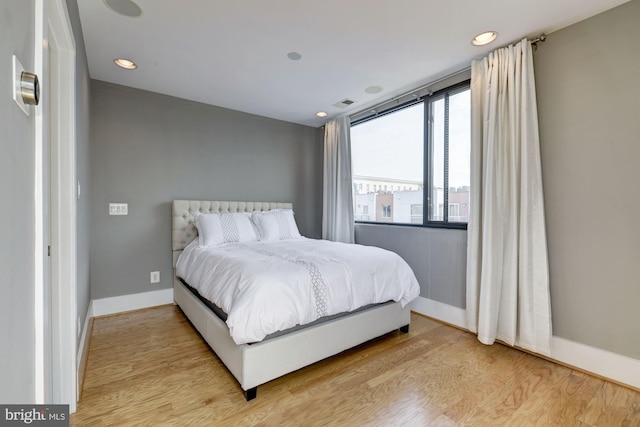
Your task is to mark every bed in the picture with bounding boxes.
[172,200,418,400]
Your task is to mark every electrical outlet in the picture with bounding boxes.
[150,271,160,284]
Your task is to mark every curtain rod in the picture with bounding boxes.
[348,66,471,120]
[348,33,547,121]
[530,33,547,47]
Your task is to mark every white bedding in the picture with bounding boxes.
[175,238,420,345]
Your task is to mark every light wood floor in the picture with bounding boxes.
[71,305,640,426]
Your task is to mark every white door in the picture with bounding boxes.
[35,0,77,411]
[48,30,58,405]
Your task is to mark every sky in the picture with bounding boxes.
[351,89,470,188]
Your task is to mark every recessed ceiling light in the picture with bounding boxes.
[472,31,498,46]
[103,0,142,17]
[365,86,383,94]
[287,52,302,61]
[114,58,137,70]
[316,111,328,118]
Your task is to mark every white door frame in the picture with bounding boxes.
[34,0,77,412]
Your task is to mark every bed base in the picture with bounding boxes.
[174,278,410,400]
[245,387,257,401]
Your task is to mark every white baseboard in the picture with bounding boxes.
[411,296,467,329]
[551,336,640,389]
[76,302,94,401]
[412,296,640,391]
[92,288,174,317]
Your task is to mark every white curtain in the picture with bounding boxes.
[466,38,552,355]
[322,116,355,243]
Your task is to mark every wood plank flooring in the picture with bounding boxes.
[71,305,640,426]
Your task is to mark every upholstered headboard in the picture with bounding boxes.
[172,200,293,267]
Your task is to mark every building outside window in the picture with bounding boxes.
[410,204,423,224]
[351,81,470,228]
[449,203,460,219]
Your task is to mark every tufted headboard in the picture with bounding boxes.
[172,200,293,267]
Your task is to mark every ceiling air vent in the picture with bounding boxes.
[332,98,357,109]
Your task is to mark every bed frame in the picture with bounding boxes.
[172,200,410,400]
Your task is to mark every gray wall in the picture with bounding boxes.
[65,0,91,344]
[0,0,37,403]
[356,225,467,308]
[90,81,323,299]
[534,0,640,360]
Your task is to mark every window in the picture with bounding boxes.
[410,204,423,224]
[449,203,460,219]
[426,87,471,224]
[351,81,470,228]
[354,201,371,221]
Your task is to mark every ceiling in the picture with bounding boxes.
[77,0,629,128]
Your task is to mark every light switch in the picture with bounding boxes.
[109,203,128,215]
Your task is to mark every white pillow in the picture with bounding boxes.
[252,209,302,241]
[194,212,259,247]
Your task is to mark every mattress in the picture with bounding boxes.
[176,238,420,345]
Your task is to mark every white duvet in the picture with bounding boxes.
[175,238,420,345]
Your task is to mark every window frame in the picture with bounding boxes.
[351,80,470,230]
